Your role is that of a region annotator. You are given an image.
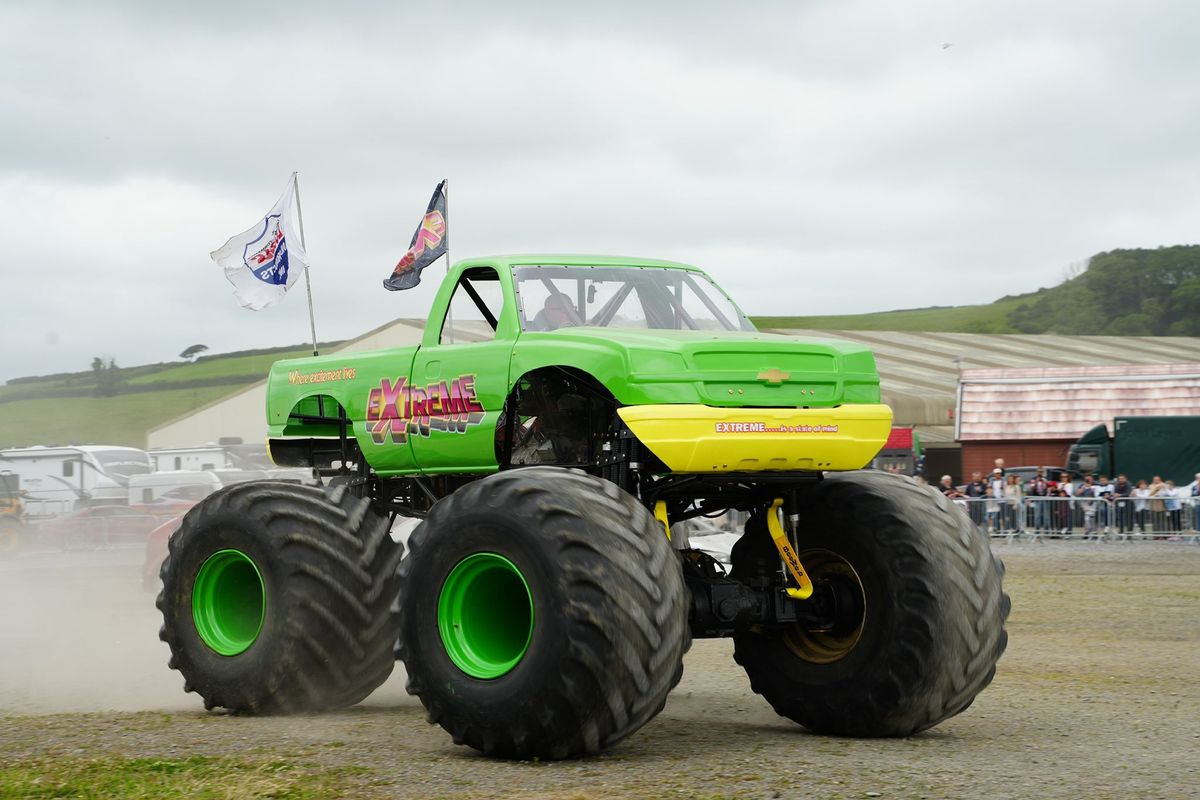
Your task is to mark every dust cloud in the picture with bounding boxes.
[0,527,419,715]
[0,546,193,714]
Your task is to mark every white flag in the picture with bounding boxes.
[210,173,308,310]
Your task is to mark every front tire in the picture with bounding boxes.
[157,482,404,713]
[733,471,1009,736]
[395,467,689,760]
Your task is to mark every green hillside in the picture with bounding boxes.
[0,387,239,449]
[754,296,1027,333]
[0,342,342,448]
[755,245,1200,334]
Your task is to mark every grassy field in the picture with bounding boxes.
[0,386,235,448]
[0,754,379,799]
[752,296,1026,332]
[0,345,326,449]
[124,349,312,385]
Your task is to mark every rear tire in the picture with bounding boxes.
[733,471,1009,736]
[157,482,404,713]
[395,467,689,759]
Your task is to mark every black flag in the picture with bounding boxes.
[383,180,448,291]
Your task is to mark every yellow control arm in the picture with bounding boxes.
[766,498,813,600]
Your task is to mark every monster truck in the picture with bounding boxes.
[158,255,1008,759]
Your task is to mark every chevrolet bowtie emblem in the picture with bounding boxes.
[757,369,790,385]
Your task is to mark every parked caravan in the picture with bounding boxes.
[148,446,232,473]
[0,446,152,515]
[148,442,272,472]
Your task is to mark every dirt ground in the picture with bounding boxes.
[1,540,1197,799]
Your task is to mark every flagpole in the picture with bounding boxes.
[442,178,452,342]
[292,172,320,357]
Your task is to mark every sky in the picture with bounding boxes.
[2,0,1200,382]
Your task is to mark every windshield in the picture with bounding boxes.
[92,449,152,480]
[513,266,755,333]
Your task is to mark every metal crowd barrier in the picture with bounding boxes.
[952,495,1200,544]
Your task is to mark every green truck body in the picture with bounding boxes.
[265,255,887,477]
[1067,416,1200,485]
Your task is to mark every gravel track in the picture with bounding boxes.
[1,540,1197,799]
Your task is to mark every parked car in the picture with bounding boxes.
[1004,465,1069,485]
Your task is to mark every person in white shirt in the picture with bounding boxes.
[988,469,1005,531]
[1094,475,1115,532]
[1056,473,1075,535]
[1077,475,1099,538]
[1132,479,1151,533]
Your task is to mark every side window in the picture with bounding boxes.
[63,461,74,478]
[441,268,504,345]
[174,457,182,470]
[142,488,153,502]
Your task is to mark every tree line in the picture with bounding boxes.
[1007,245,1200,336]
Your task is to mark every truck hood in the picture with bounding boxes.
[517,327,882,408]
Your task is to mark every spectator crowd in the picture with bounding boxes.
[932,460,1200,538]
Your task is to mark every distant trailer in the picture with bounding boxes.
[148,446,232,473]
[0,445,152,515]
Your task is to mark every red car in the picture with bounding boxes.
[142,513,187,589]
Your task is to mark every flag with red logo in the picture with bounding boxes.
[383,180,448,291]
[210,173,307,310]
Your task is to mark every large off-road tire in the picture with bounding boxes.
[732,471,1009,736]
[157,481,404,713]
[395,467,689,760]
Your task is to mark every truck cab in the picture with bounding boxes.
[1066,423,1111,478]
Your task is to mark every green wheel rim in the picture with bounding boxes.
[192,549,266,656]
[437,552,534,679]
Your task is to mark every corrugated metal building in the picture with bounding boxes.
[764,329,1200,460]
[954,363,1200,478]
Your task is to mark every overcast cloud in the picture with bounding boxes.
[2,0,1199,382]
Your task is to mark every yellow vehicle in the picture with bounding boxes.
[0,471,24,555]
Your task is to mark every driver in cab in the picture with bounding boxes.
[531,292,580,331]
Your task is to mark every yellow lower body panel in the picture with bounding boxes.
[617,404,893,473]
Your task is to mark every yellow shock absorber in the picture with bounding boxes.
[766,498,813,600]
[653,500,671,541]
